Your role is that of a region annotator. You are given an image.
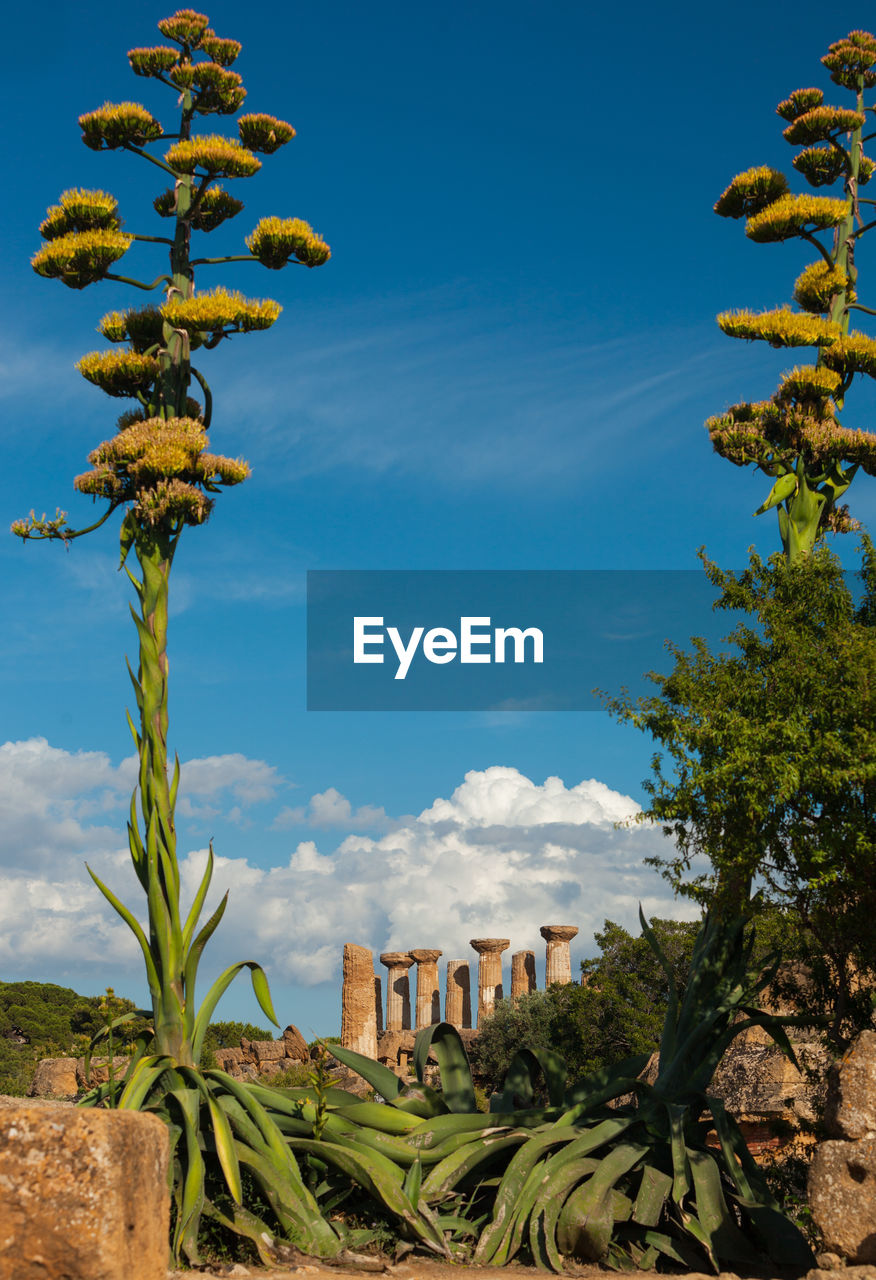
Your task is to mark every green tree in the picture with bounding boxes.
[605,546,876,1047]
[13,8,339,1264]
[710,31,876,560]
[472,917,700,1092]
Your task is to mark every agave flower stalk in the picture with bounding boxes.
[13,8,335,1263]
[711,31,876,560]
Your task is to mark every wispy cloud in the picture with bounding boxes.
[211,289,739,491]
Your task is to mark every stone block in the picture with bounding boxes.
[826,1030,876,1140]
[250,1038,285,1062]
[28,1057,79,1099]
[809,1137,876,1263]
[0,1102,169,1280]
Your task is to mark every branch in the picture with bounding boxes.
[798,229,834,268]
[130,234,174,246]
[13,504,116,545]
[848,302,876,315]
[122,143,176,176]
[104,273,172,292]
[190,365,213,428]
[189,254,267,266]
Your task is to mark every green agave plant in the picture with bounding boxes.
[286,911,816,1274]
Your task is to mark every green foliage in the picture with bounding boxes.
[319,912,814,1273]
[710,31,876,559]
[605,545,876,1048]
[473,918,700,1093]
[16,7,335,1266]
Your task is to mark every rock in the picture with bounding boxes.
[808,1136,876,1263]
[282,1023,310,1061]
[825,1030,876,1140]
[250,1037,285,1062]
[75,1054,130,1087]
[0,1101,169,1280]
[214,1047,245,1071]
[28,1056,79,1098]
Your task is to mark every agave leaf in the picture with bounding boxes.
[202,1196,283,1267]
[328,1042,404,1099]
[687,1147,763,1267]
[85,864,161,996]
[421,1132,529,1201]
[391,1081,450,1117]
[180,841,215,953]
[232,1137,341,1255]
[287,1137,447,1254]
[632,1162,673,1227]
[182,892,229,1021]
[332,1101,423,1135]
[168,1086,206,1263]
[560,1052,651,1112]
[403,1155,422,1205]
[191,960,278,1060]
[412,1022,477,1113]
[549,1142,646,1266]
[473,1131,580,1264]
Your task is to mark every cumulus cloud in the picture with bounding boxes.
[273,786,391,831]
[0,741,694,991]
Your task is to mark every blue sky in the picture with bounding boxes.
[1,0,874,1036]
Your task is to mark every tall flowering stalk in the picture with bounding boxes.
[13,10,339,1264]
[710,32,876,560]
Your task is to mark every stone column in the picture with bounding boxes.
[341,943,378,1058]
[541,924,579,986]
[511,949,536,998]
[445,959,472,1028]
[470,938,510,1025]
[410,949,443,1028]
[380,951,414,1031]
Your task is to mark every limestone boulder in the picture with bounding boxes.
[808,1137,876,1263]
[28,1056,79,1099]
[75,1055,130,1087]
[825,1030,876,1140]
[282,1023,309,1061]
[0,1101,169,1280]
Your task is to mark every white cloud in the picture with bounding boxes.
[273,786,391,831]
[0,743,695,993]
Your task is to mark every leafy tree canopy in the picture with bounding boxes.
[472,917,700,1093]
[605,545,876,1046]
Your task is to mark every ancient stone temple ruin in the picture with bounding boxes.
[340,925,579,1068]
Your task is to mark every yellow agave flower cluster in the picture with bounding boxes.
[746,194,849,243]
[717,308,841,348]
[79,102,163,150]
[32,229,132,290]
[77,349,160,397]
[165,135,261,177]
[781,106,865,146]
[822,30,876,90]
[238,113,296,154]
[246,216,331,269]
[75,416,249,527]
[708,395,876,475]
[99,306,166,352]
[153,185,244,230]
[161,286,281,336]
[39,189,121,240]
[794,261,853,313]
